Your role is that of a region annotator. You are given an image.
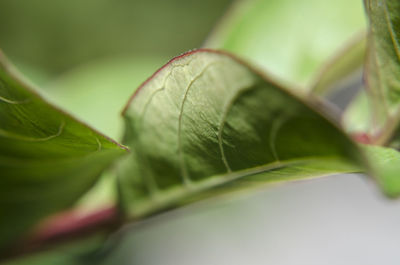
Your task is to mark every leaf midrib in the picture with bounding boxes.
[127,156,359,217]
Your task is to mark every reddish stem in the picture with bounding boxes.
[2,206,122,261]
[352,132,373,144]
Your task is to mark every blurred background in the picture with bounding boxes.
[1,0,399,264]
[0,0,231,140]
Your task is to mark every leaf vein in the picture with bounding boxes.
[218,85,254,173]
[0,95,30,105]
[139,63,190,120]
[178,61,221,186]
[0,120,65,142]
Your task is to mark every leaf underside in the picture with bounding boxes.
[118,50,363,218]
[0,51,126,250]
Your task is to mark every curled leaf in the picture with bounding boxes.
[118,49,363,217]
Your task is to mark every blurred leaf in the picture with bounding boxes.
[72,171,117,215]
[342,90,374,134]
[41,55,166,140]
[0,51,126,250]
[118,50,363,218]
[312,33,366,96]
[363,0,400,139]
[205,0,365,88]
[0,0,231,77]
[363,145,400,197]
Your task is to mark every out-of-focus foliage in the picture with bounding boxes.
[0,0,231,140]
[311,34,366,96]
[42,56,166,139]
[342,90,373,133]
[205,0,365,88]
[0,0,231,79]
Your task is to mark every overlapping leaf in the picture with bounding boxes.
[118,50,364,217]
[0,51,126,250]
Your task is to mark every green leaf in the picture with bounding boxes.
[311,33,366,96]
[25,56,165,216]
[0,51,126,250]
[342,90,374,134]
[363,0,400,138]
[0,0,231,77]
[363,145,400,197]
[205,0,365,88]
[118,49,363,218]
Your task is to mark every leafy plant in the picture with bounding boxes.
[1,0,400,263]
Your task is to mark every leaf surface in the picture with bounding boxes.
[118,50,363,217]
[0,51,126,250]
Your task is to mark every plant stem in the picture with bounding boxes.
[1,205,122,262]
